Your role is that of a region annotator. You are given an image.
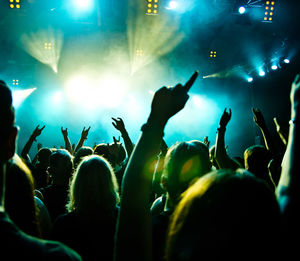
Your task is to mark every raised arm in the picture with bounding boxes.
[74,126,91,153]
[252,108,277,154]
[214,108,240,170]
[61,127,74,155]
[112,117,134,157]
[273,117,288,147]
[21,125,45,163]
[114,71,198,261]
[276,74,300,232]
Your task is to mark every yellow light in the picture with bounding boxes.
[148,3,151,7]
[10,0,13,2]
[154,10,157,14]
[266,1,270,4]
[147,9,151,13]
[16,0,20,2]
[265,12,268,15]
[16,4,20,8]
[271,1,275,5]
[148,0,152,2]
[265,6,269,10]
[269,17,272,21]
[264,17,267,20]
[271,7,274,10]
[10,4,14,8]
[270,12,273,16]
[154,4,157,8]
[154,0,158,2]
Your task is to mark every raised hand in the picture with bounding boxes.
[150,71,199,124]
[113,136,121,144]
[203,136,210,148]
[61,127,68,138]
[252,108,266,129]
[81,126,91,140]
[112,117,126,132]
[31,125,45,140]
[219,108,232,128]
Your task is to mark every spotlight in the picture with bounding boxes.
[259,69,266,77]
[238,6,246,14]
[271,65,278,70]
[247,77,254,83]
[75,0,93,9]
[167,1,178,10]
[283,58,290,64]
[44,42,52,50]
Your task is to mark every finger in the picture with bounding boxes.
[40,125,45,131]
[112,122,117,128]
[273,117,278,125]
[184,70,199,91]
[229,108,232,116]
[112,117,117,122]
[87,126,91,131]
[113,136,117,143]
[294,74,300,84]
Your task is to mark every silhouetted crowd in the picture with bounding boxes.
[1,71,299,260]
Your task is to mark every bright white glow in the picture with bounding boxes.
[284,59,290,64]
[168,1,178,9]
[12,88,37,108]
[65,74,127,109]
[271,65,278,70]
[238,6,246,14]
[259,70,266,77]
[52,91,63,103]
[75,0,93,9]
[247,77,253,82]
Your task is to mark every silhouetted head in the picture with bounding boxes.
[67,155,119,219]
[162,140,211,203]
[94,142,126,167]
[0,80,18,161]
[166,169,281,261]
[36,147,52,167]
[73,146,94,170]
[244,145,272,186]
[48,149,73,185]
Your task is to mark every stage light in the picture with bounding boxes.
[9,0,21,9]
[271,64,278,70]
[12,88,36,108]
[12,79,19,86]
[264,0,275,22]
[44,42,52,50]
[247,77,254,83]
[146,0,159,15]
[283,58,290,64]
[74,0,93,10]
[259,70,266,77]
[136,49,144,57]
[238,6,246,14]
[210,51,217,58]
[167,1,178,10]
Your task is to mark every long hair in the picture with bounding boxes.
[67,155,120,219]
[5,155,41,237]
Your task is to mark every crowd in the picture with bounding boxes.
[0,70,299,260]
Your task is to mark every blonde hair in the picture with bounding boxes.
[67,155,120,219]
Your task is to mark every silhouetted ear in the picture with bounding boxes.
[6,126,18,160]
